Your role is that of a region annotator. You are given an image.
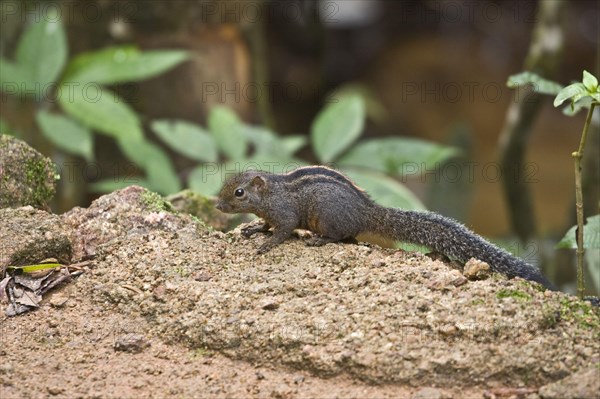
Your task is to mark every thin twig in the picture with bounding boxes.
[572,102,597,299]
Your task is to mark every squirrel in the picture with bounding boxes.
[216,166,553,288]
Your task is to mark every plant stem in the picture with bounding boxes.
[498,0,565,247]
[572,102,597,299]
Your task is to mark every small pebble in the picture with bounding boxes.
[463,258,491,280]
[113,334,151,353]
[47,387,65,395]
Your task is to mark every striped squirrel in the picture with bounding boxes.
[216,166,552,288]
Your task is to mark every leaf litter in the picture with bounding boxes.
[1,260,91,316]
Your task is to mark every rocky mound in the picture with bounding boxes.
[3,186,597,395]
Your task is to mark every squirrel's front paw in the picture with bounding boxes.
[241,226,258,238]
[241,222,270,238]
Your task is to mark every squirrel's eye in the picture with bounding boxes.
[234,188,245,197]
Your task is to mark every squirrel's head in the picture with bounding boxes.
[216,172,268,214]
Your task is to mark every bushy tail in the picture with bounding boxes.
[371,207,553,288]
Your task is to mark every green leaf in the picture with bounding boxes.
[16,18,67,89]
[88,178,150,193]
[243,126,306,157]
[338,138,460,175]
[117,138,181,195]
[63,46,189,84]
[59,84,143,141]
[553,83,587,107]
[208,106,247,159]
[506,72,563,95]
[151,119,218,162]
[36,110,94,161]
[311,95,365,162]
[0,58,33,95]
[243,126,278,155]
[188,164,226,195]
[582,70,598,92]
[585,246,600,293]
[556,215,600,249]
[328,83,388,123]
[245,154,306,173]
[342,168,425,211]
[562,97,593,116]
[280,136,307,155]
[395,242,432,254]
[7,263,62,273]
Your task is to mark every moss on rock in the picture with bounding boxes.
[0,135,58,209]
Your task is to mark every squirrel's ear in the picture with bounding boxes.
[250,175,267,190]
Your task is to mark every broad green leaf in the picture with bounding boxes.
[562,97,593,116]
[342,168,425,211]
[311,95,365,163]
[188,164,226,195]
[553,83,587,107]
[0,58,33,95]
[338,138,460,175]
[151,119,217,162]
[88,178,151,193]
[243,126,278,155]
[243,126,306,156]
[280,136,307,155]
[556,215,600,249]
[328,83,388,123]
[585,246,600,293]
[117,137,181,195]
[582,70,598,92]
[16,18,67,89]
[64,46,189,84]
[59,84,143,141]
[506,72,563,95]
[246,154,306,173]
[208,106,247,159]
[36,110,94,161]
[395,242,432,254]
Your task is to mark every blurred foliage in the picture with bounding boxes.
[0,17,189,195]
[507,70,600,116]
[0,11,461,212]
[557,215,600,250]
[150,93,459,211]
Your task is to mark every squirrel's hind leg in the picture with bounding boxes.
[305,235,339,247]
[305,235,357,247]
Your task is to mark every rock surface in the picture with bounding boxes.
[1,185,599,398]
[538,366,600,399]
[0,207,72,268]
[0,134,58,209]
